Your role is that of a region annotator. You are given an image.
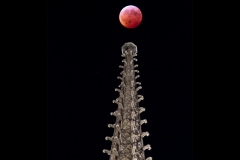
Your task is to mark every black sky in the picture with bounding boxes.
[47,0,193,160]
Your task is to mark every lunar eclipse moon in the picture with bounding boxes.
[119,5,142,29]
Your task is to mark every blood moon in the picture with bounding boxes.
[119,5,142,29]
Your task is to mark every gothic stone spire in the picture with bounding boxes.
[103,42,152,160]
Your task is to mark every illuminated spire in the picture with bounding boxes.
[103,42,152,160]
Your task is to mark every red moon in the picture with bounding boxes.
[119,5,142,29]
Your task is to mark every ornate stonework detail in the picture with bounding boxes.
[103,42,152,160]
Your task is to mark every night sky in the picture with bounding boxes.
[47,0,193,160]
